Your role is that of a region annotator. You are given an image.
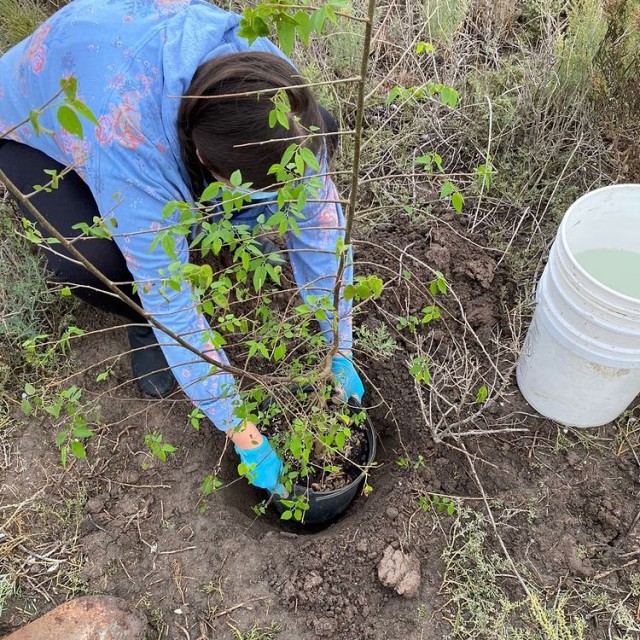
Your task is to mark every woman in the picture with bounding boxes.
[0,0,363,495]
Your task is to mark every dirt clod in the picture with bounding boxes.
[377,545,421,598]
[85,497,105,514]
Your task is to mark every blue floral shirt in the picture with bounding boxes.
[0,0,353,431]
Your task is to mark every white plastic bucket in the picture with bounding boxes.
[516,184,640,427]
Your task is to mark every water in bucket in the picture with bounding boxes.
[576,248,640,300]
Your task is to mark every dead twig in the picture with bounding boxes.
[461,441,531,597]
[209,596,269,620]
[593,558,638,581]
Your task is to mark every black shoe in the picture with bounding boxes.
[127,325,176,398]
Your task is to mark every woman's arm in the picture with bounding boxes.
[284,162,354,354]
[97,171,249,433]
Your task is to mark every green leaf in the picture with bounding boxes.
[476,385,488,404]
[161,234,177,260]
[238,14,267,44]
[21,398,32,416]
[201,474,223,496]
[299,147,320,172]
[24,383,36,396]
[277,19,296,56]
[253,265,266,292]
[28,109,42,136]
[44,402,62,419]
[57,105,83,139]
[280,510,293,521]
[281,143,298,168]
[274,343,286,361]
[294,10,312,42]
[439,86,459,109]
[71,441,86,460]
[277,108,289,130]
[60,286,72,296]
[230,170,243,187]
[201,183,221,202]
[60,76,78,100]
[440,181,455,198]
[416,41,434,54]
[308,7,326,32]
[69,99,99,125]
[386,86,403,105]
[451,191,464,213]
[74,425,93,439]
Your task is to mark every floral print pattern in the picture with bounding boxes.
[0,0,353,431]
[25,23,51,74]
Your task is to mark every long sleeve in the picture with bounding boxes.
[285,162,353,353]
[97,171,244,432]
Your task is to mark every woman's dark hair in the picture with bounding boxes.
[178,51,324,195]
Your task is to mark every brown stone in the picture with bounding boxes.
[377,545,421,598]
[4,596,147,640]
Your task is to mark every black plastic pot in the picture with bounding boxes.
[268,397,377,526]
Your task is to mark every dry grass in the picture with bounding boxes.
[0,0,49,52]
[285,0,624,444]
[0,479,88,627]
[441,506,640,640]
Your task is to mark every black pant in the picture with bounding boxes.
[0,139,145,322]
[0,107,338,323]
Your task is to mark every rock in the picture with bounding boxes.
[303,571,323,590]
[566,451,582,467]
[85,497,105,514]
[377,545,421,598]
[4,596,147,640]
[386,506,399,520]
[117,495,142,516]
[312,617,338,636]
[280,580,297,601]
[356,538,368,553]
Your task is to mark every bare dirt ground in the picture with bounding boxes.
[2,212,639,640]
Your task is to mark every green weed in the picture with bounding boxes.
[353,323,399,360]
[228,622,282,640]
[441,507,639,639]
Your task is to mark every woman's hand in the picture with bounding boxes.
[331,355,364,402]
[230,423,285,495]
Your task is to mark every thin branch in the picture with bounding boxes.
[0,168,285,386]
[461,441,532,597]
[328,0,378,361]
[0,86,65,139]
[259,3,370,23]
[177,76,361,100]
[232,128,356,149]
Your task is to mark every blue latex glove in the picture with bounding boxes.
[331,355,364,402]
[235,436,285,495]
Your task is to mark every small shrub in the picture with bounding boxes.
[354,324,399,360]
